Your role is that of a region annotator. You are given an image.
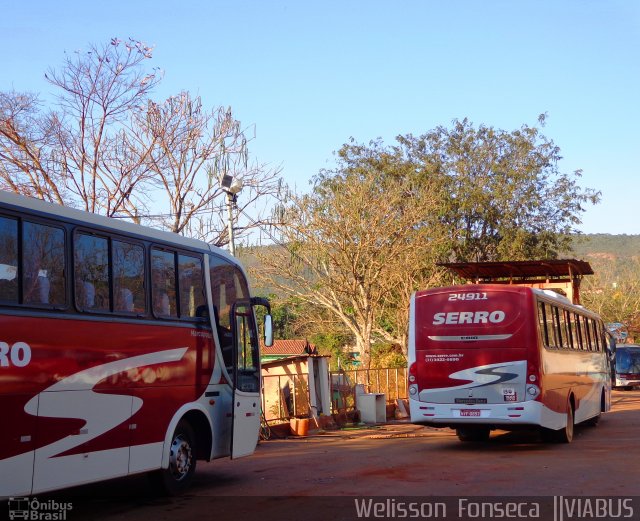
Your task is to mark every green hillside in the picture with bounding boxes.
[240,234,640,295]
[568,234,640,260]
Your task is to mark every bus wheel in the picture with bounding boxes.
[150,420,197,495]
[456,427,490,442]
[586,391,605,427]
[558,401,575,443]
[540,402,574,443]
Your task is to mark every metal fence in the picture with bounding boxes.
[330,367,408,405]
[262,367,408,422]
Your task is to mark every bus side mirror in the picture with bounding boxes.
[250,297,273,347]
[264,314,274,347]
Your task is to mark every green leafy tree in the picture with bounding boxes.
[309,331,354,371]
[253,294,304,340]
[398,115,600,262]
[370,343,406,369]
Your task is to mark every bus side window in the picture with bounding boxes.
[551,306,564,348]
[23,221,65,307]
[210,256,253,380]
[0,216,18,303]
[571,313,583,350]
[561,310,573,349]
[593,321,603,352]
[74,233,110,312]
[583,318,593,351]
[178,254,205,319]
[537,302,550,347]
[113,240,145,314]
[151,248,177,318]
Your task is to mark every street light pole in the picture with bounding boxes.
[225,190,236,257]
[219,173,243,256]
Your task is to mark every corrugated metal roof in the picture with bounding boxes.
[439,259,593,283]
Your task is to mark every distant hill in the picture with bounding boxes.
[239,234,640,294]
[567,234,640,261]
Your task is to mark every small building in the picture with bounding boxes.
[260,340,331,424]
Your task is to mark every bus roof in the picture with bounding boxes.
[0,190,235,262]
[414,284,601,318]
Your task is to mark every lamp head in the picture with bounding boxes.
[220,174,243,195]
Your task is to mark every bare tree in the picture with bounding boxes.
[1,38,285,245]
[141,92,283,245]
[44,38,162,216]
[0,39,160,216]
[374,258,448,356]
[253,141,445,367]
[0,91,65,202]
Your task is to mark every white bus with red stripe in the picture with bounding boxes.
[408,284,612,443]
[0,191,273,497]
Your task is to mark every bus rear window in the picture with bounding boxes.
[414,288,528,347]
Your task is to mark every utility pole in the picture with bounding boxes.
[225,190,236,256]
[219,173,243,256]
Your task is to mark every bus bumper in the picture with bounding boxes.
[408,397,563,430]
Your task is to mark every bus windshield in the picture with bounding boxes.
[414,286,530,349]
[616,347,640,374]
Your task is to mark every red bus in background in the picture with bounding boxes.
[0,191,273,498]
[408,284,612,443]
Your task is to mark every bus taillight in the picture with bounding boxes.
[408,363,418,396]
[408,362,417,382]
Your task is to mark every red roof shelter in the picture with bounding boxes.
[439,259,594,305]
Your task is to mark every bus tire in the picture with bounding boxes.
[150,420,197,495]
[542,402,575,443]
[586,390,605,427]
[456,427,490,442]
[556,401,574,443]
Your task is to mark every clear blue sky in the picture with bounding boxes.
[2,0,638,234]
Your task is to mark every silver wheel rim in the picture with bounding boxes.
[169,434,193,481]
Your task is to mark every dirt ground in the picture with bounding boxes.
[8,389,640,521]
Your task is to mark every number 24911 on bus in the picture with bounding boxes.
[447,292,488,301]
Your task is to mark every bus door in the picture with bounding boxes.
[230,300,261,459]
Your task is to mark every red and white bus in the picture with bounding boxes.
[408,284,612,443]
[0,190,273,498]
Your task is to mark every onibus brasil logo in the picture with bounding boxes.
[8,497,73,520]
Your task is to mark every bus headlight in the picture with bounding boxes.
[409,385,418,396]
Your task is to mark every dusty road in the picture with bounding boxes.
[8,390,640,521]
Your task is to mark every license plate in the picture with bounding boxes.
[459,409,481,417]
